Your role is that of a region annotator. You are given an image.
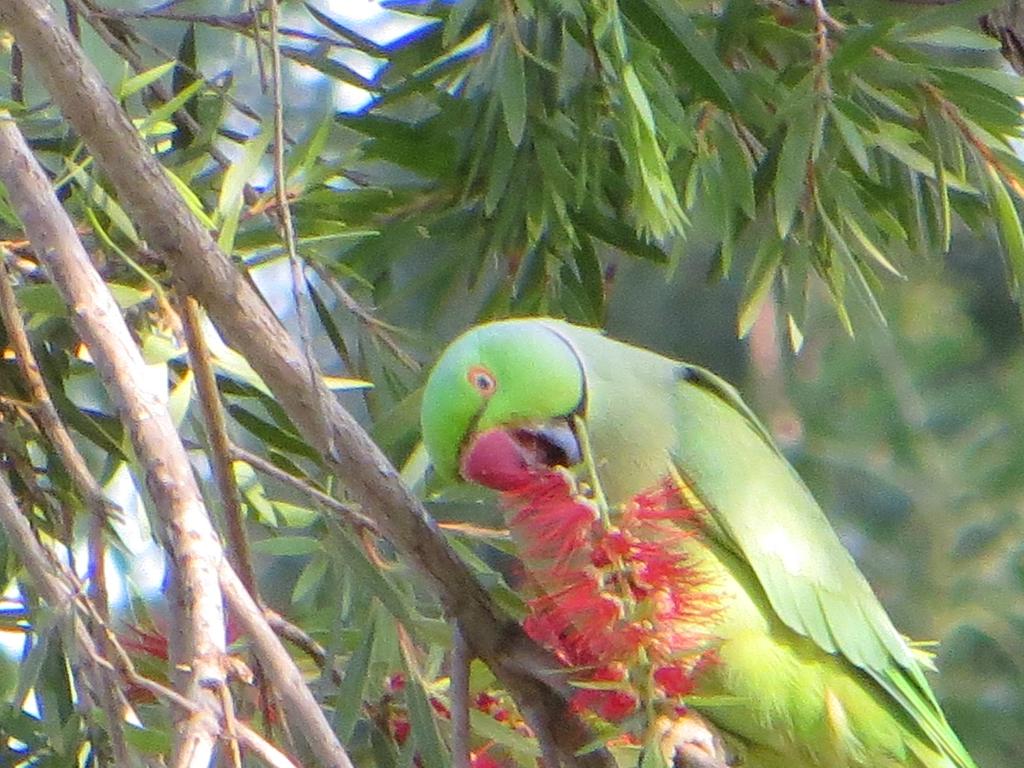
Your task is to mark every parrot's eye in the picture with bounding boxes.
[467,365,497,396]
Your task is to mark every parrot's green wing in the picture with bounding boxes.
[671,365,976,768]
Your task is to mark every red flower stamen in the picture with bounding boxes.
[495,465,720,722]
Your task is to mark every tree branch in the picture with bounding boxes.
[218,563,354,768]
[0,253,129,766]
[0,465,300,768]
[0,0,612,762]
[0,111,225,768]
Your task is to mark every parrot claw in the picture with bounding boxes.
[654,711,736,768]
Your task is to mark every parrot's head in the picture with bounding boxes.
[421,320,585,491]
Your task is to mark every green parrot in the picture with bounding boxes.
[420,317,977,768]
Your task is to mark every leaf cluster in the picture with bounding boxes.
[332,0,1024,338]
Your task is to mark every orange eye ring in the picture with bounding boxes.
[467,365,497,396]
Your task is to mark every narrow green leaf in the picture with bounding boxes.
[484,131,517,215]
[844,213,904,277]
[829,104,871,176]
[251,535,322,556]
[774,118,814,239]
[289,113,334,181]
[922,105,953,252]
[899,0,1004,36]
[832,96,877,130]
[624,0,738,107]
[906,28,1001,51]
[118,60,176,99]
[171,25,199,151]
[137,76,204,135]
[817,198,884,327]
[17,284,148,316]
[292,551,329,603]
[717,0,757,55]
[328,527,421,634]
[622,65,656,133]
[787,313,804,353]
[929,65,1024,98]
[44,378,128,462]
[68,166,139,244]
[279,46,376,89]
[38,634,74,739]
[217,127,272,252]
[574,234,605,321]
[716,121,755,219]
[334,604,378,742]
[845,250,888,326]
[228,404,320,462]
[497,39,527,147]
[571,207,667,263]
[469,710,541,760]
[738,235,783,337]
[122,721,171,755]
[306,278,350,368]
[165,166,216,229]
[830,22,893,73]
[985,164,1024,298]
[401,648,449,768]
[872,125,976,193]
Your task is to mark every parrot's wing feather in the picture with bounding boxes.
[672,365,976,768]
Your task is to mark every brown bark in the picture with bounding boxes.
[0,113,226,768]
[0,0,610,763]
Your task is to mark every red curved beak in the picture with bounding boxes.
[460,428,538,491]
[459,421,581,491]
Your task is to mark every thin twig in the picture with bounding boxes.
[0,111,227,768]
[0,414,65,531]
[69,556,300,768]
[11,45,24,103]
[266,0,334,463]
[67,0,241,176]
[80,2,276,145]
[263,608,340,685]
[0,254,119,526]
[179,297,257,594]
[179,294,277,731]
[310,262,420,372]
[450,622,472,768]
[228,443,378,532]
[924,82,1024,199]
[809,0,833,96]
[219,562,356,768]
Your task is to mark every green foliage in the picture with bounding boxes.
[327,0,1024,339]
[0,0,1022,765]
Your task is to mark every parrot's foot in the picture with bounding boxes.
[654,711,736,768]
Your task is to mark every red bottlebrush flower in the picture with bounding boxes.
[530,580,622,640]
[493,461,719,726]
[120,622,169,661]
[625,479,701,525]
[387,673,407,693]
[390,716,411,745]
[471,748,513,768]
[430,697,451,719]
[572,686,638,722]
[569,665,637,722]
[507,476,598,563]
[654,665,696,698]
[475,691,500,712]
